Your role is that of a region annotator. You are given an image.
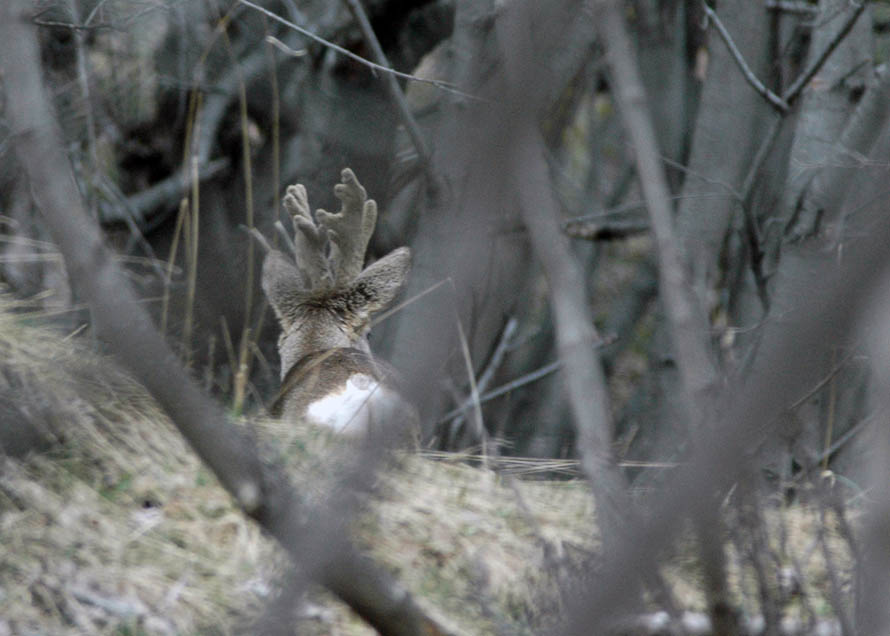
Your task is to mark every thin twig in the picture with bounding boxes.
[562,192,739,228]
[703,4,790,113]
[82,0,111,27]
[818,412,873,465]
[438,360,562,424]
[737,114,783,309]
[827,488,862,610]
[273,220,296,254]
[741,487,782,635]
[219,24,258,408]
[476,317,519,397]
[370,278,451,329]
[182,156,200,367]
[787,351,855,412]
[92,174,168,283]
[160,199,187,336]
[444,317,518,443]
[70,0,99,179]
[453,313,490,467]
[815,490,855,636]
[706,0,865,116]
[342,0,433,180]
[32,18,112,30]
[438,332,616,425]
[562,199,649,225]
[264,35,306,57]
[238,0,479,101]
[739,115,783,204]
[782,1,866,105]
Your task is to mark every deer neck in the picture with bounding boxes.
[278,319,371,381]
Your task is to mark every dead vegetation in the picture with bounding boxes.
[0,295,859,634]
[0,295,590,634]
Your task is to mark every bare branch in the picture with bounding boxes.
[703,4,790,113]
[100,157,229,226]
[442,317,518,445]
[737,113,784,308]
[238,0,479,101]
[0,4,451,634]
[264,34,306,57]
[342,0,433,180]
[596,0,719,419]
[809,65,890,230]
[438,360,562,424]
[498,0,631,550]
[562,192,890,635]
[705,0,867,117]
[782,1,866,105]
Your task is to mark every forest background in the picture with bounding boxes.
[3,0,890,634]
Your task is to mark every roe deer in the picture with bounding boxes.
[251,169,414,435]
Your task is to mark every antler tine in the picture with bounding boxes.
[316,168,378,285]
[274,220,297,256]
[283,183,334,290]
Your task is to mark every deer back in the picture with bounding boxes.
[269,347,412,434]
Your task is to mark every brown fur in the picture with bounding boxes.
[254,169,413,432]
[269,347,398,417]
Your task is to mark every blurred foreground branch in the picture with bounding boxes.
[596,0,718,431]
[562,154,890,636]
[497,0,631,551]
[0,3,448,634]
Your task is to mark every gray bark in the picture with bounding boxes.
[379,0,598,434]
[772,0,874,259]
[675,2,773,295]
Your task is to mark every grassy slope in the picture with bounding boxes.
[0,297,595,634]
[0,297,854,634]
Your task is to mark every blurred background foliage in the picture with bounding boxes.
[2,0,889,486]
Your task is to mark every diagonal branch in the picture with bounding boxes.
[563,173,890,635]
[342,0,433,181]
[239,0,478,101]
[781,0,866,104]
[0,4,449,635]
[704,0,866,114]
[497,0,631,552]
[594,5,735,631]
[597,0,720,419]
[703,4,790,113]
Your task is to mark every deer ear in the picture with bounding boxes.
[352,247,411,313]
[261,248,305,328]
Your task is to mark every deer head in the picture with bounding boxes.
[251,169,412,434]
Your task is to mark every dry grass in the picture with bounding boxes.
[0,296,596,635]
[0,297,277,635]
[0,295,858,634]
